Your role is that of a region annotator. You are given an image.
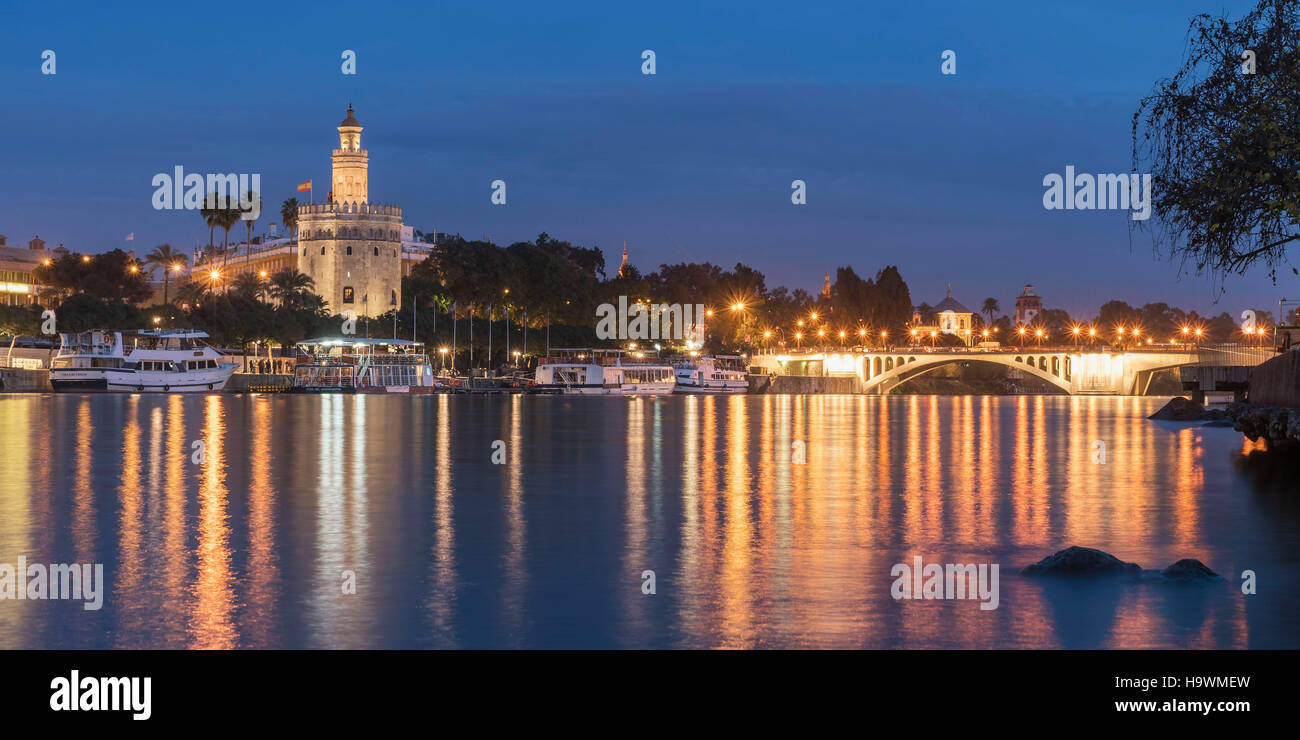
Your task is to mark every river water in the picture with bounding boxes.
[0,393,1296,649]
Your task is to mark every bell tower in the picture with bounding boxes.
[332,104,369,202]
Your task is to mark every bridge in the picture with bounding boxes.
[748,345,1276,395]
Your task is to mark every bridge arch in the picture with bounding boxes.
[862,353,1073,394]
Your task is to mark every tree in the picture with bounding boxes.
[231,272,267,302]
[144,244,186,304]
[218,206,240,270]
[1133,0,1300,285]
[242,190,260,269]
[268,268,316,310]
[33,250,152,304]
[981,297,1000,325]
[200,195,221,260]
[281,197,299,242]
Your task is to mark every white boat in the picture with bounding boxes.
[534,348,675,395]
[672,354,750,393]
[291,337,439,393]
[50,329,236,392]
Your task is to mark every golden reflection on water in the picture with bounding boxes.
[113,396,143,645]
[0,398,34,639]
[0,393,1270,649]
[73,400,94,563]
[428,393,457,645]
[190,394,236,648]
[245,397,280,647]
[500,394,526,644]
[639,395,1254,648]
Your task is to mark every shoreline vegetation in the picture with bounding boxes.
[0,234,1279,371]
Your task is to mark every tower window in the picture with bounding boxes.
[321,246,326,255]
[346,246,353,255]
[373,247,379,256]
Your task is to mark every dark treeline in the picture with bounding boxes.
[1,234,1285,370]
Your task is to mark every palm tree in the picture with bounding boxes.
[231,272,266,301]
[200,195,221,262]
[242,190,260,270]
[982,297,1000,326]
[175,280,206,308]
[218,206,240,273]
[144,244,186,304]
[269,268,315,310]
[281,197,299,242]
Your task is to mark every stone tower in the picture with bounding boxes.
[296,105,403,318]
[1015,284,1041,326]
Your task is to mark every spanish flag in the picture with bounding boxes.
[297,180,312,192]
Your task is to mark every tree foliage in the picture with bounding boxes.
[1133,0,1300,285]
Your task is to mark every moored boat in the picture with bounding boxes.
[534,348,675,395]
[672,354,749,393]
[291,337,438,393]
[50,329,236,392]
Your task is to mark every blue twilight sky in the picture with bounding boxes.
[1,0,1293,317]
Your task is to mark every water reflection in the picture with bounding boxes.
[0,393,1294,649]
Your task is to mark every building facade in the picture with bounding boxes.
[0,236,47,306]
[912,285,976,345]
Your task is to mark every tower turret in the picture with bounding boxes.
[332,104,368,202]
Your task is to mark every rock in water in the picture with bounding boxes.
[1161,558,1221,582]
[1148,397,1207,421]
[1021,546,1142,577]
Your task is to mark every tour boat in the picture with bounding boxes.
[534,349,675,395]
[291,337,438,393]
[50,329,236,392]
[672,354,750,393]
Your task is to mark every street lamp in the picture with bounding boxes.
[439,346,448,373]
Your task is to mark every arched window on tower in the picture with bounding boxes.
[321,246,326,255]
[373,247,378,256]
[346,246,352,255]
